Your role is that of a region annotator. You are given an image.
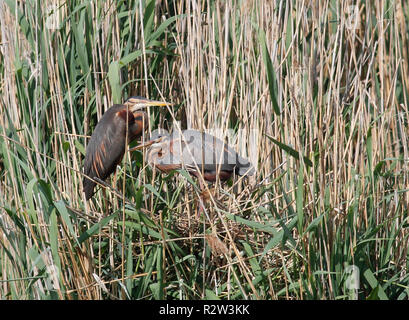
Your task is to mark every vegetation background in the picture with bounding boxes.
[1,0,408,300]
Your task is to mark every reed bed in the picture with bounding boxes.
[0,0,408,299]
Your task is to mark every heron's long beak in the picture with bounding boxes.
[146,100,171,107]
[129,139,158,152]
[126,97,172,112]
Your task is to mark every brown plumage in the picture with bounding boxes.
[83,97,170,200]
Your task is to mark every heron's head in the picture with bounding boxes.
[129,131,169,153]
[124,96,171,113]
[123,96,171,140]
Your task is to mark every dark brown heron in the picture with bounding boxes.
[132,129,255,186]
[83,96,170,200]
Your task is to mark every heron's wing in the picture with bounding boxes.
[156,130,255,177]
[199,131,255,176]
[83,106,127,199]
[176,130,246,173]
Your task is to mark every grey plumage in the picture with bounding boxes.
[150,129,255,177]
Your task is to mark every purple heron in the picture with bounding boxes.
[83,96,170,200]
